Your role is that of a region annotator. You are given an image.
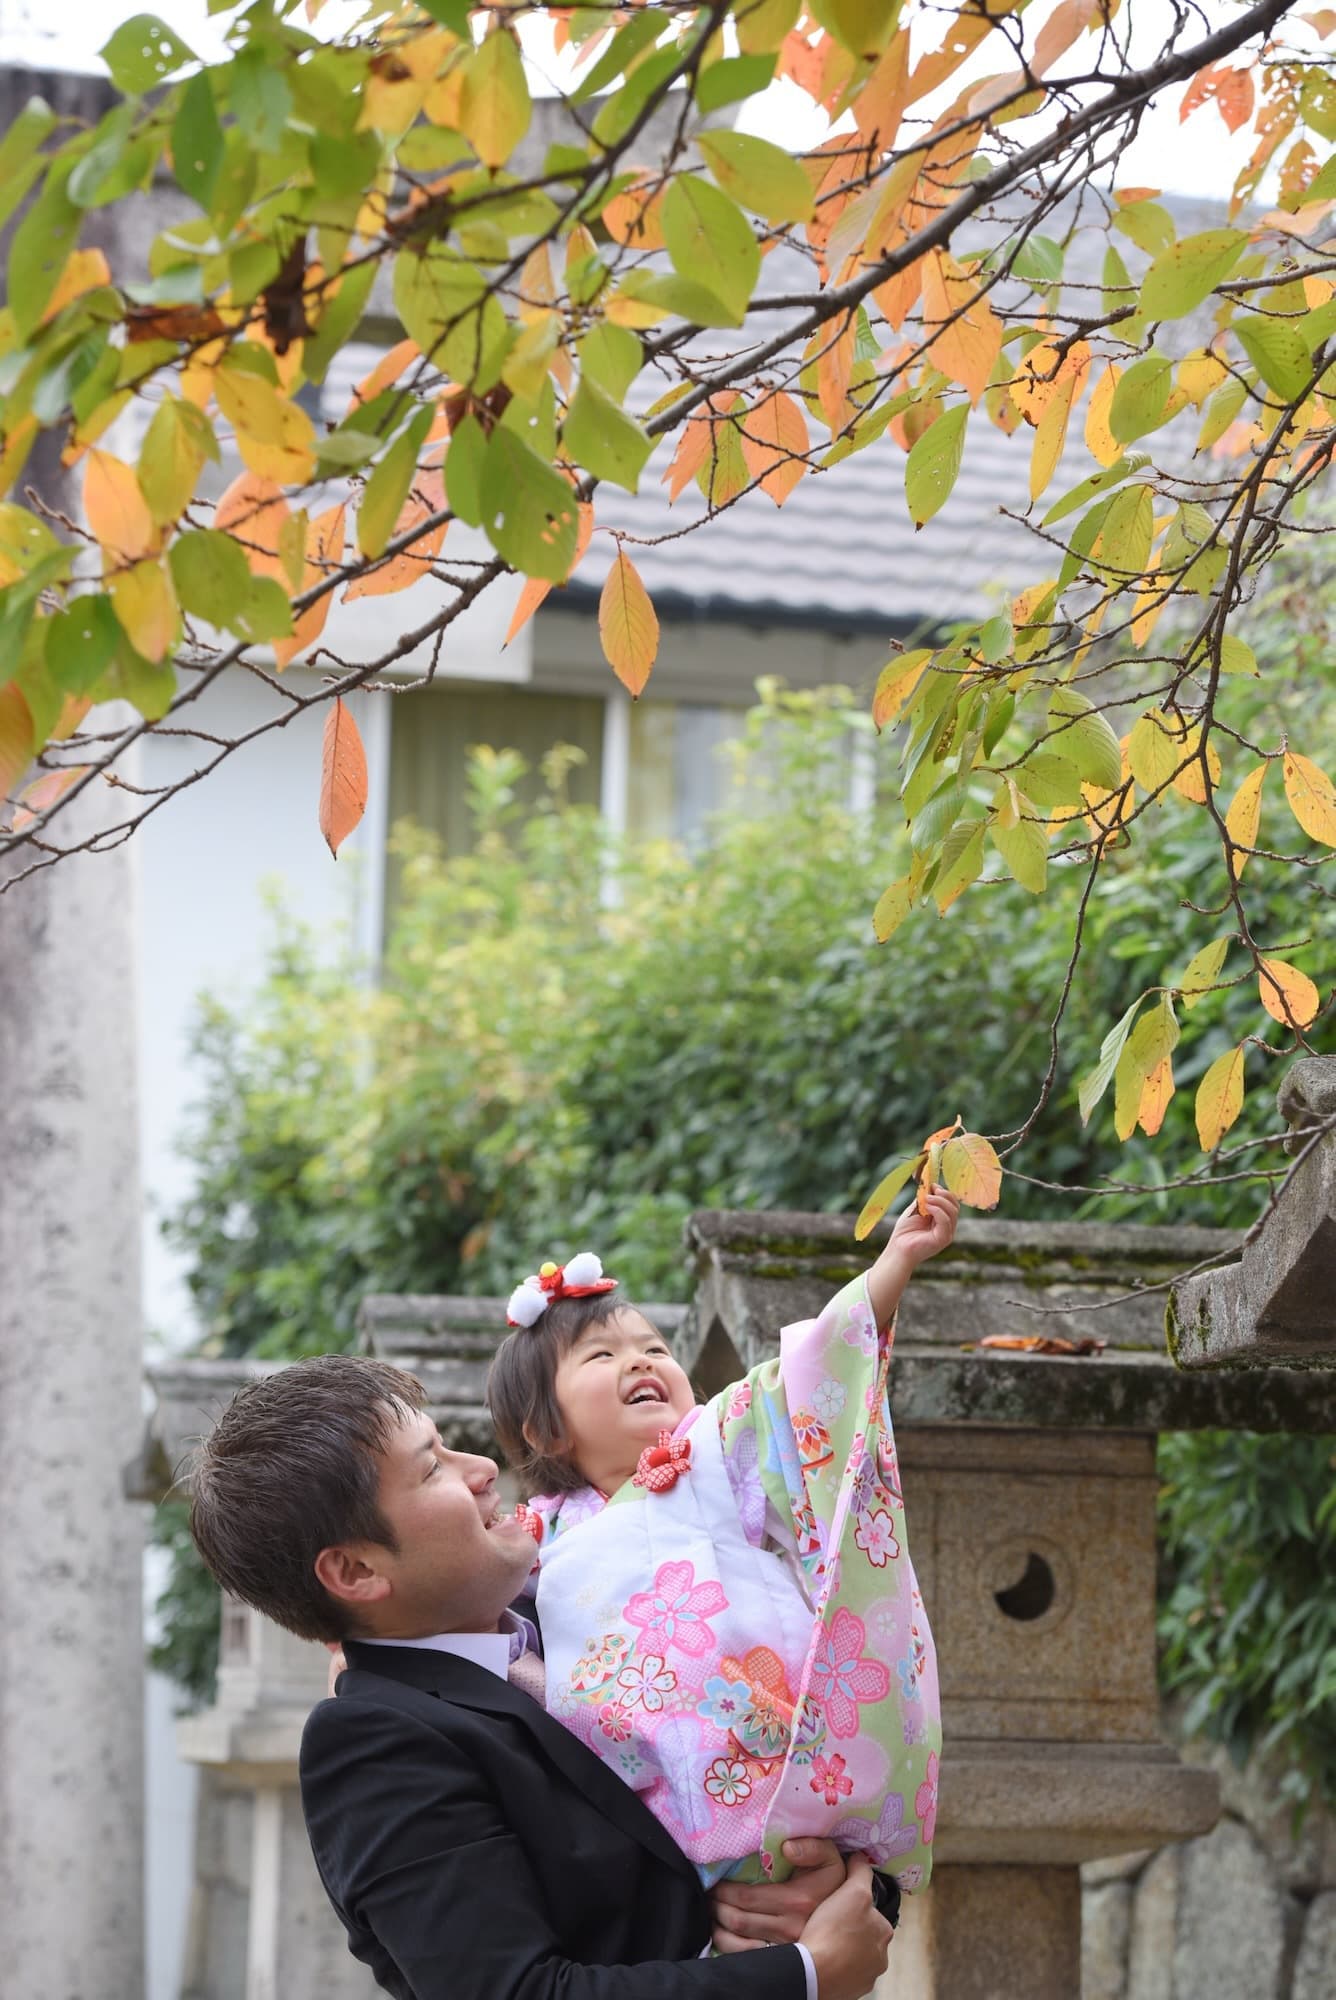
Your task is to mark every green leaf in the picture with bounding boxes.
[578,324,642,402]
[591,43,687,149]
[1013,751,1084,812]
[1112,199,1175,256]
[1300,67,1336,143]
[47,594,120,693]
[694,53,779,114]
[419,0,472,30]
[1140,229,1246,321]
[233,577,293,644]
[1109,355,1174,443]
[990,813,1047,894]
[932,819,985,912]
[445,412,487,528]
[480,426,579,582]
[138,397,218,526]
[1092,480,1153,583]
[1127,709,1179,793]
[173,72,223,208]
[1178,935,1229,1010]
[393,248,510,390]
[0,553,70,685]
[169,528,253,629]
[0,96,55,192]
[1009,235,1064,288]
[696,131,814,224]
[562,378,651,494]
[904,403,968,528]
[1218,634,1258,677]
[612,270,742,331]
[312,128,383,202]
[101,15,196,95]
[358,407,433,560]
[854,1155,919,1240]
[1077,995,1145,1125]
[231,45,293,154]
[808,0,899,60]
[1048,686,1122,792]
[8,162,81,341]
[1041,454,1143,529]
[571,9,666,102]
[1234,316,1313,402]
[662,176,759,328]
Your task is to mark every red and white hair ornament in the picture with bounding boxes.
[506,1252,618,1329]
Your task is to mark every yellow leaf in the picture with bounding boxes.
[598,549,658,696]
[939,1130,1002,1209]
[915,1138,945,1216]
[1084,363,1121,466]
[109,558,179,664]
[214,372,316,485]
[1177,349,1228,408]
[1258,956,1320,1030]
[739,390,809,504]
[871,649,932,730]
[273,503,346,669]
[458,28,530,169]
[1282,750,1336,845]
[1127,709,1179,793]
[872,876,912,942]
[1195,1044,1246,1150]
[84,449,156,562]
[1179,934,1230,1009]
[1170,724,1222,805]
[0,684,35,800]
[922,250,1002,405]
[1224,761,1266,876]
[0,415,37,500]
[43,247,111,323]
[1029,373,1078,501]
[853,1153,920,1239]
[319,697,368,858]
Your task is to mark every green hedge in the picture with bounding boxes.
[157,687,1334,1806]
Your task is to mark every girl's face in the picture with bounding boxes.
[550,1308,696,1497]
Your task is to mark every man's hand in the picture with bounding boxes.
[711,1840,847,1951]
[799,1855,894,2000]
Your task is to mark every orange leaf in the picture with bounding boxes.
[915,1138,946,1216]
[1195,1044,1246,1151]
[602,177,667,251]
[739,391,809,504]
[922,250,1003,407]
[214,471,291,583]
[1258,957,1320,1031]
[1282,750,1336,846]
[11,764,89,830]
[598,549,658,696]
[1224,761,1266,876]
[319,697,368,858]
[939,1130,1002,1209]
[505,502,594,644]
[1137,1055,1176,1137]
[851,30,911,148]
[84,449,156,562]
[663,404,732,502]
[1085,364,1121,467]
[1182,63,1254,133]
[817,317,857,433]
[343,471,446,602]
[0,685,35,801]
[274,504,346,669]
[353,337,422,408]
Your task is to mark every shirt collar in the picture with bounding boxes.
[359,1607,539,1682]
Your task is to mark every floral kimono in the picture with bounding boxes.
[524,1276,940,1891]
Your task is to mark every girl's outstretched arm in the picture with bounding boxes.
[865,1188,960,1328]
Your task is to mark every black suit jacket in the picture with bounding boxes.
[299,1638,808,2000]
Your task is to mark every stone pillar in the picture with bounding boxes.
[890,1864,1081,1999]
[0,785,145,1997]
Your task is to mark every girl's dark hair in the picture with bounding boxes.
[487,1291,634,1495]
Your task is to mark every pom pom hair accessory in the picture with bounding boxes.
[506,1252,618,1329]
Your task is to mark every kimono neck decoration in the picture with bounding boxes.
[507,1251,618,1328]
[633,1429,692,1493]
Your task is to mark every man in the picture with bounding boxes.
[190,1353,896,2000]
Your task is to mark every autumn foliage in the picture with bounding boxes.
[0,0,1332,1195]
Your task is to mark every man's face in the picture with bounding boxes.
[551,1309,696,1498]
[351,1410,537,1637]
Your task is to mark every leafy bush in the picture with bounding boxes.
[158,686,1333,1803]
[1158,1432,1336,1817]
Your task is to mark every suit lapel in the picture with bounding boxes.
[341,1641,697,1886]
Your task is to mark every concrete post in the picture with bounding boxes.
[0,784,146,1996]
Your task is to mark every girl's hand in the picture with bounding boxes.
[888,1185,960,1269]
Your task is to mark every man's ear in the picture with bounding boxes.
[314,1543,393,1610]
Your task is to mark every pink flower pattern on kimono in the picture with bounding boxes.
[808,1753,854,1806]
[792,1409,833,1470]
[625,1560,728,1659]
[840,1299,878,1355]
[809,1608,890,1738]
[726,1380,752,1421]
[616,1654,677,1712]
[830,1790,919,1866]
[721,1426,768,1548]
[598,1702,633,1741]
[854,1508,900,1568]
[915,1751,939,1845]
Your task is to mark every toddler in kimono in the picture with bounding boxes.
[485,1187,957,1899]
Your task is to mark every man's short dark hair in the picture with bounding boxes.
[487,1292,631,1496]
[189,1354,426,1643]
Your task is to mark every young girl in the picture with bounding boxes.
[486,1189,956,1899]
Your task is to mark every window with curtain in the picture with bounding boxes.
[627,699,748,846]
